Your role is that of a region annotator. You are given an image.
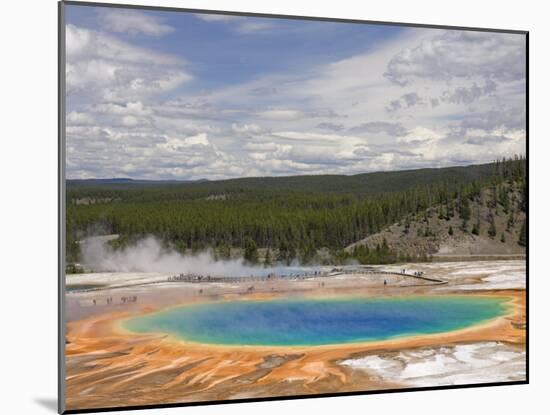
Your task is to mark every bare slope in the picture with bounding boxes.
[347,182,526,258]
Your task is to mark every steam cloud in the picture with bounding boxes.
[81,235,311,277]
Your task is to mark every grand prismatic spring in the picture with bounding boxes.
[123,295,511,347]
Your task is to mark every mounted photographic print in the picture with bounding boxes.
[58,1,528,413]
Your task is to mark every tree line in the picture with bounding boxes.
[66,156,526,264]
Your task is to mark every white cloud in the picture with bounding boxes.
[93,101,152,116]
[236,21,275,34]
[65,22,525,180]
[243,142,279,152]
[120,115,141,127]
[97,9,175,36]
[66,24,191,101]
[398,126,445,144]
[441,80,497,105]
[66,24,179,63]
[67,111,94,125]
[195,14,238,22]
[256,109,305,121]
[272,131,361,143]
[385,30,526,86]
[231,123,264,134]
[195,13,275,33]
[350,121,408,136]
[158,133,210,151]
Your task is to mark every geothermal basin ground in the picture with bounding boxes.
[64,260,526,410]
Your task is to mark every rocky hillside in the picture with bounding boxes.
[346,181,526,258]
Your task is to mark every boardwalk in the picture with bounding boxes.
[165,268,447,285]
[67,267,447,294]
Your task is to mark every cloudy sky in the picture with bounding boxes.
[65,5,526,180]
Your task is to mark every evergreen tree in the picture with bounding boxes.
[277,239,296,265]
[472,207,481,235]
[507,209,515,232]
[403,218,410,234]
[438,205,445,220]
[459,196,471,231]
[487,212,497,238]
[264,247,272,267]
[520,180,527,212]
[277,239,288,262]
[498,185,510,213]
[487,185,498,210]
[518,219,527,247]
[446,199,454,219]
[300,240,317,264]
[459,197,472,221]
[243,237,258,264]
[218,243,231,260]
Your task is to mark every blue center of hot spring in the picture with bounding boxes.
[124,296,509,346]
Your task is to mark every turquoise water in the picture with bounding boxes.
[123,296,509,346]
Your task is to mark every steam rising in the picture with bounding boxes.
[81,236,308,277]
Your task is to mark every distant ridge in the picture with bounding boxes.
[67,162,497,194]
[67,178,209,185]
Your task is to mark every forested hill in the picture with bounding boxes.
[67,161,501,201]
[66,157,526,266]
[346,180,527,262]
